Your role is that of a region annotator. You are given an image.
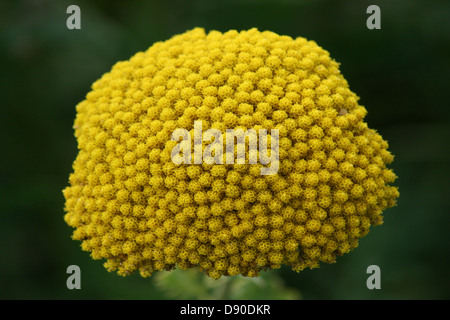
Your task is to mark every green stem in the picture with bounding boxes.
[219,276,235,300]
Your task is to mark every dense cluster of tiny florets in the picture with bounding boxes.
[63,28,399,279]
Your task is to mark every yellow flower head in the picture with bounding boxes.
[63,28,399,279]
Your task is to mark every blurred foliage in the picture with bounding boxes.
[154,268,301,300]
[0,0,449,299]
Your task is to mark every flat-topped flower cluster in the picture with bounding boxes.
[63,28,399,279]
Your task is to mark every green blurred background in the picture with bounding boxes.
[1,0,449,299]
